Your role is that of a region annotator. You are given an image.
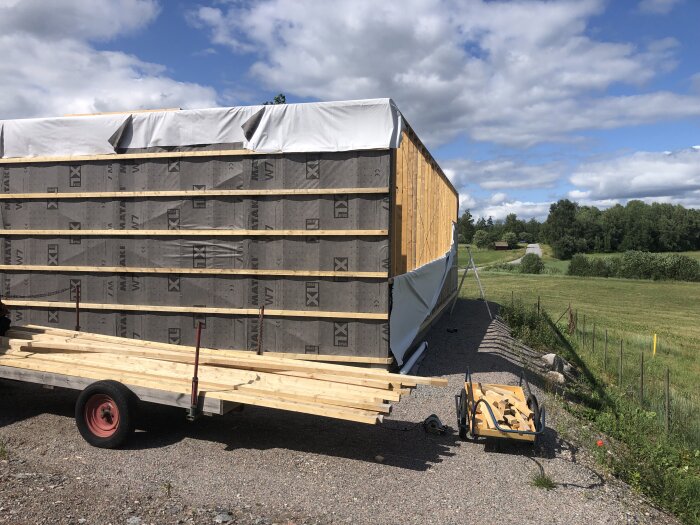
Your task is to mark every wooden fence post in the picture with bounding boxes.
[583,314,587,348]
[618,339,623,387]
[592,322,596,353]
[665,368,670,433]
[639,350,644,404]
[537,295,540,317]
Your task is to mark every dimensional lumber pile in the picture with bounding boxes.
[473,383,535,432]
[0,99,458,367]
[0,325,447,424]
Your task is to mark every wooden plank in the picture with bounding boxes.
[0,229,388,237]
[4,301,388,320]
[0,357,381,424]
[0,264,388,280]
[0,148,391,165]
[14,325,443,386]
[0,187,390,200]
[0,364,226,413]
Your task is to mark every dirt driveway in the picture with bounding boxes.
[0,299,677,524]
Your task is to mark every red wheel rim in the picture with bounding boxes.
[84,394,120,438]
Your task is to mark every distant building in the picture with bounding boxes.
[494,241,509,250]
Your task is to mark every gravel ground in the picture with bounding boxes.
[0,299,680,525]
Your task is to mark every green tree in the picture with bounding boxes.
[457,210,476,244]
[473,230,491,249]
[263,93,286,105]
[502,231,518,249]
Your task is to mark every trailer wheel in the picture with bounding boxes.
[458,388,468,440]
[527,394,541,433]
[75,381,135,449]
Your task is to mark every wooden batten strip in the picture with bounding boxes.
[0,187,390,200]
[0,148,391,165]
[0,264,388,280]
[0,229,388,237]
[4,300,388,320]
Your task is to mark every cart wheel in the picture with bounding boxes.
[526,394,541,432]
[458,388,468,440]
[75,381,135,449]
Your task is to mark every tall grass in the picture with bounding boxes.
[500,300,700,524]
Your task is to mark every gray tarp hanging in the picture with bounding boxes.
[389,227,456,365]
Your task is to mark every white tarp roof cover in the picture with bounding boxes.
[0,98,403,158]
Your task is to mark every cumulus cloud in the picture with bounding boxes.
[191,0,698,147]
[477,200,553,221]
[0,0,217,119]
[638,0,682,14]
[569,147,700,201]
[444,158,562,190]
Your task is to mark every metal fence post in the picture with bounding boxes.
[618,339,623,387]
[639,350,644,404]
[592,322,596,353]
[583,314,587,348]
[665,367,670,433]
[604,329,608,374]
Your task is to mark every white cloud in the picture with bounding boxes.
[569,147,700,201]
[477,200,553,221]
[638,0,682,14]
[444,158,562,190]
[191,0,698,147]
[0,0,217,119]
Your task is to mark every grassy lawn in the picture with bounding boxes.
[460,271,700,399]
[457,244,526,268]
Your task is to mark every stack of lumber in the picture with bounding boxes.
[473,383,534,432]
[0,325,447,424]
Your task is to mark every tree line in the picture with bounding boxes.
[457,199,700,259]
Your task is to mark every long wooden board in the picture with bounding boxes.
[0,187,389,200]
[3,301,388,320]
[0,229,388,237]
[0,264,387,280]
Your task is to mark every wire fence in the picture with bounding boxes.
[567,305,698,449]
[518,295,699,449]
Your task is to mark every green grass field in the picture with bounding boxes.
[457,244,526,268]
[460,271,700,401]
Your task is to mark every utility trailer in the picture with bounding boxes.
[0,99,458,370]
[0,324,446,448]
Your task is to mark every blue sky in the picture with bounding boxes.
[1,0,698,220]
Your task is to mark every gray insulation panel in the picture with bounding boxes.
[0,151,392,358]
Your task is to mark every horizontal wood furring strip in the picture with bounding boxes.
[0,187,390,200]
[0,149,265,164]
[0,147,389,165]
[0,264,388,279]
[0,229,388,237]
[4,300,388,320]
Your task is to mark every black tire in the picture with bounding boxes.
[458,388,468,440]
[75,380,136,449]
[526,394,541,432]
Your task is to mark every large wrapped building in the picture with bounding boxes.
[0,99,457,367]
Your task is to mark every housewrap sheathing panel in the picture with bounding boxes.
[0,152,390,358]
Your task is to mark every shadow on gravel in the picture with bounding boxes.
[0,381,458,471]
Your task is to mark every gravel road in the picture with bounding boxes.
[509,243,543,265]
[0,299,678,525]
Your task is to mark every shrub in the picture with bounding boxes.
[473,230,491,249]
[552,235,587,260]
[519,232,533,244]
[520,253,544,274]
[567,251,700,281]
